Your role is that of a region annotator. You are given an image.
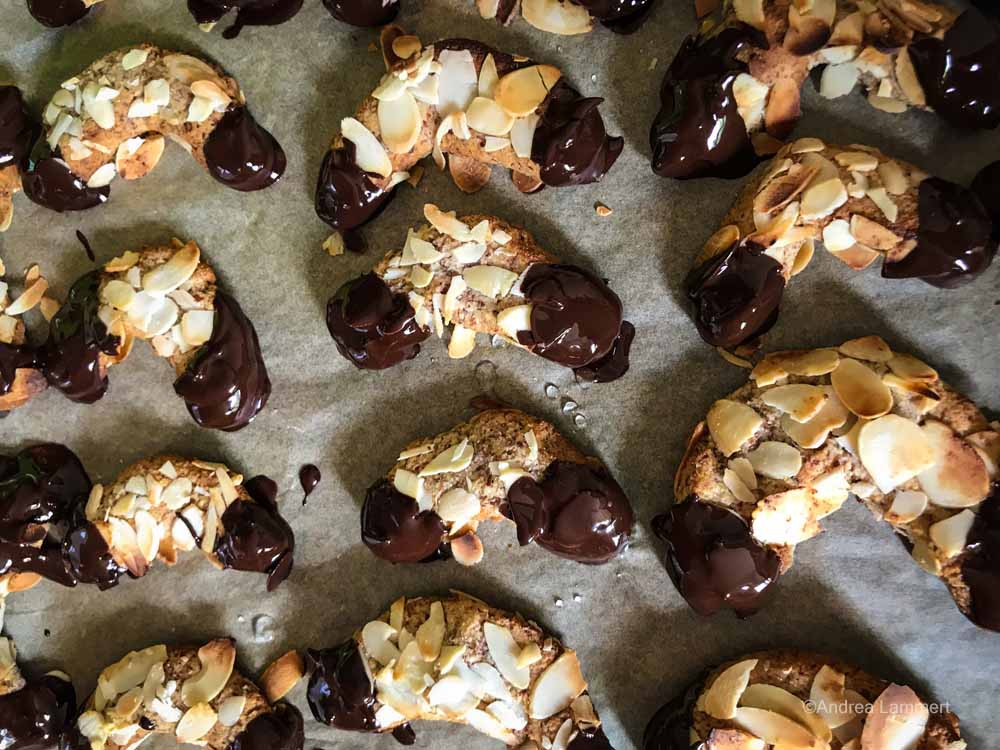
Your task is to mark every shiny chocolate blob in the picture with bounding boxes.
[652,500,781,617]
[62,519,124,589]
[215,475,295,591]
[882,177,996,289]
[187,0,304,39]
[314,143,394,231]
[174,292,271,431]
[971,160,1000,241]
[504,461,633,564]
[531,81,623,187]
[577,0,655,33]
[229,703,304,750]
[322,0,398,26]
[305,641,378,732]
[203,107,286,190]
[299,463,321,505]
[516,264,625,372]
[25,0,89,27]
[684,240,785,348]
[0,86,40,172]
[0,674,76,750]
[909,8,1000,130]
[574,320,635,383]
[0,344,39,399]
[651,27,764,180]
[642,677,704,750]
[21,158,110,213]
[326,273,429,370]
[963,483,999,632]
[361,480,447,563]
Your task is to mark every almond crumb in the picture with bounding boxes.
[595,202,613,217]
[323,233,345,258]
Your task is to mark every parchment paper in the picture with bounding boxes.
[1,0,998,747]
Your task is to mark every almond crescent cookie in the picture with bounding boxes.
[643,650,964,750]
[0,635,76,750]
[315,30,622,235]
[683,138,997,348]
[6,45,283,230]
[306,591,617,749]
[327,205,634,379]
[0,445,295,601]
[474,0,656,35]
[0,240,271,431]
[651,1,1000,180]
[62,639,304,750]
[653,337,1000,632]
[361,408,633,565]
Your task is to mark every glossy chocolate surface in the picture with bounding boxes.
[326,273,429,370]
[568,727,617,750]
[391,724,416,745]
[25,0,88,26]
[361,480,447,563]
[215,475,295,591]
[652,500,781,617]
[203,107,286,191]
[577,0,654,33]
[651,26,764,180]
[315,143,394,231]
[188,0,304,38]
[0,674,76,750]
[42,272,120,404]
[322,0,398,26]
[299,463,321,505]
[532,81,623,187]
[882,177,996,289]
[504,461,633,564]
[642,677,704,750]
[909,9,1000,130]
[305,641,378,731]
[574,320,635,383]
[516,264,624,370]
[229,703,304,750]
[0,86,40,171]
[963,483,1000,632]
[174,292,271,431]
[21,158,110,213]
[971,160,1000,241]
[62,519,124,589]
[685,240,785,348]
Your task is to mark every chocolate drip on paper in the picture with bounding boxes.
[187,0,304,39]
[642,676,705,750]
[203,108,286,189]
[25,0,89,27]
[21,159,109,213]
[0,673,76,750]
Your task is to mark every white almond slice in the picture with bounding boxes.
[419,439,474,476]
[487,700,527,731]
[878,161,909,196]
[728,457,758,490]
[860,684,928,750]
[810,665,849,729]
[121,48,150,70]
[484,136,510,152]
[437,488,481,527]
[703,660,758,720]
[814,467,852,507]
[436,645,466,674]
[428,675,479,718]
[142,245,200,295]
[390,598,406,633]
[929,510,976,558]
[466,97,515,136]
[342,117,393,178]
[425,204,474,241]
[175,702,217,743]
[733,0,765,29]
[410,74,440,105]
[801,178,848,220]
[707,400,764,457]
[820,62,860,99]
[752,489,820,545]
[496,304,533,338]
[761,384,828,423]
[732,707,823,750]
[484,623,529,690]
[521,0,593,34]
[416,602,445,662]
[839,336,892,362]
[372,74,410,102]
[398,445,433,462]
[191,80,232,110]
[724,469,756,504]
[866,187,898,222]
[392,640,435,695]
[967,431,1000,478]
[822,219,855,253]
[831,358,893,419]
[740,683,831,742]
[790,137,825,154]
[463,265,518,299]
[887,354,937,382]
[144,79,171,107]
[747,442,803,480]
[452,241,486,264]
[85,98,116,129]
[834,151,878,171]
[494,65,561,118]
[528,651,586,720]
[858,415,936,494]
[916,421,990,508]
[437,49,479,117]
[362,621,400,666]
[180,309,214,347]
[217,695,246,727]
[510,114,538,159]
[378,92,422,154]
[466,708,514,742]
[410,265,433,289]
[127,99,159,118]
[180,640,236,706]
[133,510,161,563]
[186,97,215,123]
[393,468,424,501]
[443,276,467,324]
[479,54,500,97]
[886,490,928,524]
[86,163,118,189]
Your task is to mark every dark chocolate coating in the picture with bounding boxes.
[391,724,416,745]
[970,160,1000,241]
[516,264,624,370]
[651,26,765,180]
[684,241,785,349]
[361,480,447,563]
[963,483,1000,632]
[909,9,1000,130]
[568,727,618,750]
[504,461,633,564]
[573,320,635,383]
[62,520,124,590]
[642,676,704,750]
[21,158,110,213]
[0,674,76,750]
[229,703,304,750]
[321,0,398,26]
[24,0,89,27]
[532,81,623,187]
[0,86,40,172]
[187,0,304,38]
[0,344,39,398]
[314,143,394,231]
[577,0,655,33]
[215,475,295,591]
[652,500,781,617]
[305,641,378,732]
[882,177,996,289]
[326,273,429,370]
[203,107,285,191]
[299,464,321,504]
[174,292,271,431]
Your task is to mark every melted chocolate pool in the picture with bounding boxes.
[0,674,76,750]
[203,107,286,191]
[962,483,1000,632]
[305,641,378,731]
[187,0,304,38]
[229,702,304,750]
[174,292,271,431]
[642,677,705,750]
[21,159,110,213]
[321,0,399,26]
[0,86,40,172]
[326,273,429,370]
[361,480,447,563]
[504,461,633,564]
[25,0,89,27]
[652,500,781,617]
[314,142,395,231]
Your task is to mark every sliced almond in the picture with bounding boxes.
[496,304,532,338]
[115,134,165,180]
[831,358,893,419]
[419,439,474,477]
[416,602,445,662]
[829,242,881,270]
[929,510,976,558]
[877,161,909,196]
[747,442,803,479]
[885,490,928,524]
[916,421,990,508]
[509,114,538,159]
[895,47,926,106]
[838,336,893,363]
[707,400,764,457]
[449,154,492,193]
[484,623,529,690]
[724,469,756,504]
[437,49,479,117]
[850,215,899,250]
[378,91,422,154]
[142,245,200,295]
[342,117,393,178]
[362,621,400,666]
[858,415,936,493]
[175,702,217,743]
[391,35,422,60]
[259,650,305,702]
[466,96,515,136]
[887,353,937,383]
[732,707,824,750]
[751,489,820,545]
[181,640,236,706]
[702,660,758,720]
[761,384,828,422]
[809,665,848,729]
[521,0,593,34]
[819,62,859,99]
[967,431,1000,478]
[801,178,847,220]
[528,651,586,720]
[217,695,246,727]
[494,65,561,118]
[866,186,898,222]
[463,265,518,299]
[437,488,481,527]
[860,685,928,750]
[740,683,831,742]
[451,531,485,565]
[822,219,855,253]
[733,0,765,29]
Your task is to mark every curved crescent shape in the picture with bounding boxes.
[326,205,633,379]
[0,445,295,600]
[0,240,271,431]
[652,336,1000,632]
[643,650,963,750]
[61,639,304,750]
[651,0,1000,180]
[306,591,617,749]
[315,29,622,234]
[683,138,996,349]
[360,408,634,565]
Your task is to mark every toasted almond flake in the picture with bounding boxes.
[419,439,474,476]
[733,0,765,29]
[477,53,500,97]
[529,651,586,720]
[494,65,561,118]
[463,265,518,299]
[885,490,928,524]
[858,415,936,493]
[850,214,900,250]
[378,91,422,154]
[752,488,820,545]
[703,659,758,720]
[790,137,825,154]
[341,117,393,178]
[415,602,446,662]
[916,421,990,508]
[4,279,48,316]
[761,384,828,422]
[180,309,214,347]
[747,441,803,479]
[831,358,893,419]
[121,49,149,70]
[741,683,832,742]
[860,684,928,750]
[175,702,217,743]
[801,178,848,220]
[821,219,855,253]
[442,276,467,324]
[496,304,532,339]
[484,136,510,152]
[724,469,756,503]
[425,204,473,241]
[877,161,909,196]
[105,251,140,273]
[510,115,539,160]
[142,245,200,295]
[437,49,479,117]
[708,400,763,457]
[484,623,529,690]
[888,353,937,382]
[820,62,860,99]
[733,706,825,749]
[393,468,423,500]
[409,265,433,288]
[929,510,975,558]
[522,0,593,34]
[86,163,117,189]
[866,187,898,222]
[452,241,487,264]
